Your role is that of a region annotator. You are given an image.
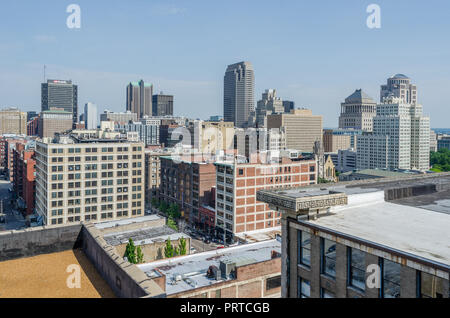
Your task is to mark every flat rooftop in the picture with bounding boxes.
[306,190,450,267]
[137,240,281,295]
[0,249,115,298]
[102,225,189,246]
[94,215,162,230]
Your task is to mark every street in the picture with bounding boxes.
[0,180,26,231]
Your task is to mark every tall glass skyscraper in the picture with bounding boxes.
[126,80,153,120]
[223,61,254,128]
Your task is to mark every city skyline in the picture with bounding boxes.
[0,1,450,127]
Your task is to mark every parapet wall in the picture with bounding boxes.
[0,224,82,262]
[81,223,165,298]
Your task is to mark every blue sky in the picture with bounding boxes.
[0,0,449,127]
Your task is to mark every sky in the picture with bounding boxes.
[0,0,449,128]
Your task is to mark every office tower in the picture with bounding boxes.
[283,100,295,113]
[255,89,284,128]
[35,129,145,225]
[41,80,78,127]
[152,94,174,116]
[0,108,27,135]
[100,110,138,124]
[257,175,450,298]
[223,61,255,128]
[84,102,98,130]
[38,110,73,138]
[126,80,153,119]
[380,74,417,104]
[266,109,323,153]
[357,96,430,171]
[339,89,377,132]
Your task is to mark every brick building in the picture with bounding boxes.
[27,116,39,136]
[138,239,282,298]
[214,155,317,241]
[12,142,36,216]
[159,155,216,224]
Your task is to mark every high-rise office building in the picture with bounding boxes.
[255,89,284,128]
[84,102,98,130]
[283,100,295,113]
[126,80,153,120]
[380,74,417,104]
[152,94,173,116]
[267,109,323,153]
[223,62,255,128]
[357,96,430,171]
[41,80,78,127]
[0,108,27,135]
[339,89,377,132]
[38,110,73,139]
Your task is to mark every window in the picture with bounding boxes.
[297,277,310,298]
[321,288,335,298]
[418,272,445,298]
[266,275,281,290]
[238,169,244,175]
[348,247,366,291]
[321,238,336,278]
[297,230,311,267]
[381,259,401,298]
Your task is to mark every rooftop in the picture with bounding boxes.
[138,240,281,295]
[257,173,450,270]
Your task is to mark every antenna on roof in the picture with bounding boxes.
[44,65,46,82]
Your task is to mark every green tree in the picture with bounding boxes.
[178,237,187,255]
[167,216,178,231]
[136,246,144,264]
[164,237,174,258]
[430,149,450,172]
[159,201,168,213]
[125,238,137,264]
[151,197,159,207]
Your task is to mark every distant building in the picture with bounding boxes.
[152,94,173,116]
[336,148,357,173]
[38,110,73,139]
[437,135,450,151]
[27,116,39,136]
[100,110,137,124]
[224,62,255,128]
[380,74,417,104]
[84,102,98,130]
[338,168,424,182]
[323,129,361,152]
[144,147,171,205]
[188,120,235,155]
[267,109,323,153]
[41,79,78,127]
[126,80,153,120]
[339,89,377,132]
[27,111,38,121]
[430,130,438,152]
[12,142,36,216]
[255,89,284,128]
[0,108,27,135]
[357,96,430,171]
[209,115,223,121]
[283,100,295,113]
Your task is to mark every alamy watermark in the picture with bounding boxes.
[366,4,381,29]
[66,4,81,29]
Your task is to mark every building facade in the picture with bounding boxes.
[380,74,417,104]
[152,94,174,116]
[267,109,323,153]
[126,80,153,120]
[12,142,36,216]
[0,108,27,135]
[41,79,78,127]
[84,102,98,130]
[38,110,73,139]
[224,62,255,128]
[255,89,284,128]
[338,89,377,132]
[35,134,145,225]
[100,110,138,124]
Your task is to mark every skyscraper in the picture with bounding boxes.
[255,89,284,127]
[152,94,174,116]
[223,62,255,128]
[84,102,98,130]
[41,79,78,127]
[126,80,153,119]
[338,89,377,132]
[380,74,417,104]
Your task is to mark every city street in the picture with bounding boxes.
[0,180,26,231]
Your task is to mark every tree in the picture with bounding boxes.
[430,149,450,172]
[151,197,159,208]
[159,201,168,213]
[178,237,187,255]
[125,238,137,264]
[164,237,175,258]
[136,246,144,264]
[167,216,178,231]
